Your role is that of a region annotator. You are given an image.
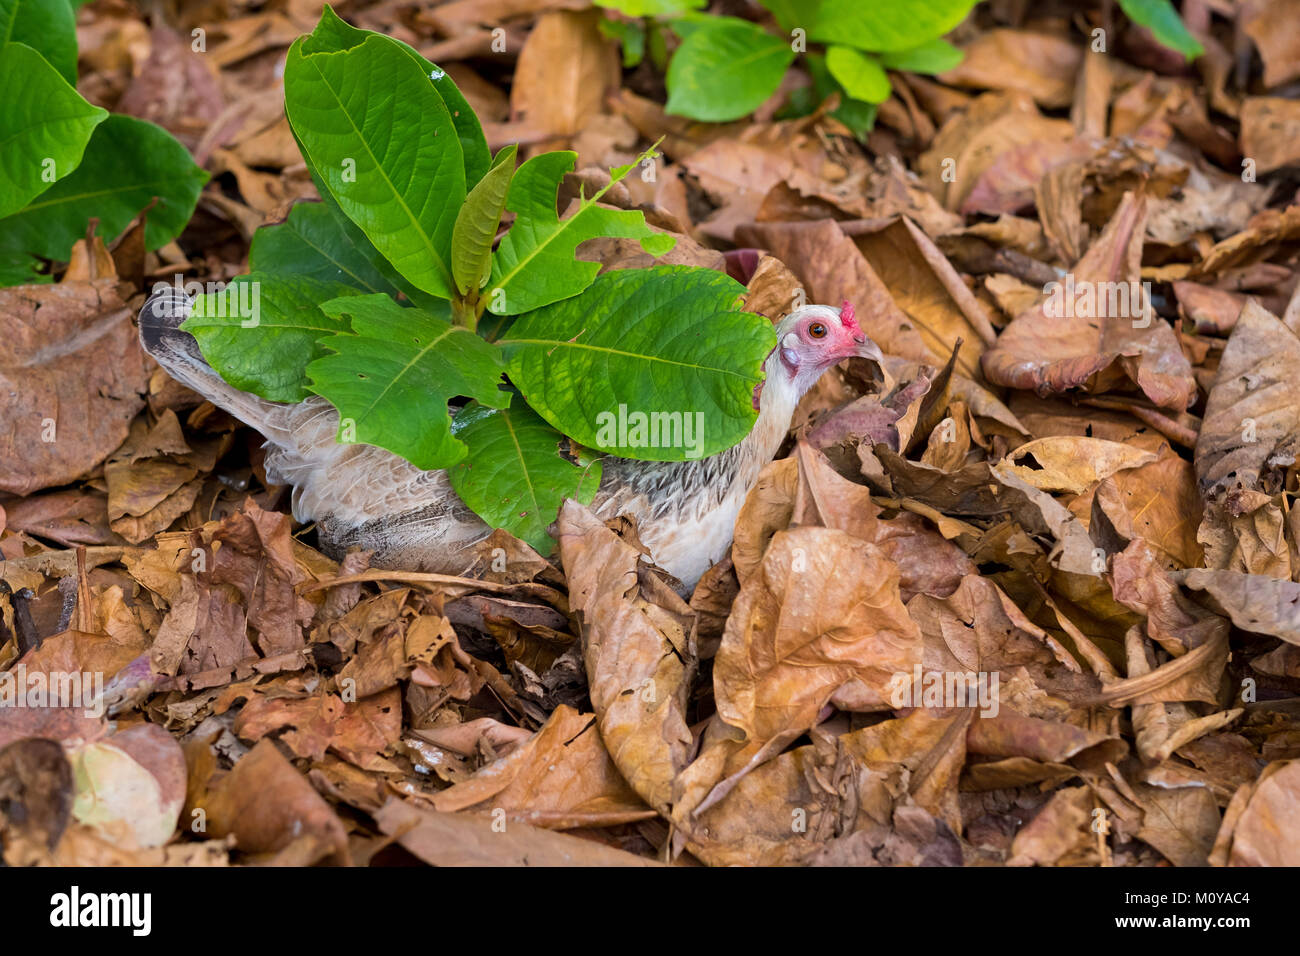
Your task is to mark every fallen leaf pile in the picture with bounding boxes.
[3,0,1300,867]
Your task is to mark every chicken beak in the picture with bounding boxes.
[852,335,885,366]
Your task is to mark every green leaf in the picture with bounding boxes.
[0,250,47,285]
[796,52,878,138]
[251,201,400,294]
[760,0,977,53]
[1118,0,1204,60]
[284,29,466,299]
[825,46,891,104]
[451,144,516,296]
[0,113,205,259]
[0,43,106,220]
[0,0,77,84]
[498,267,775,462]
[183,274,360,402]
[487,150,674,316]
[308,294,510,469]
[599,16,646,68]
[300,6,490,188]
[664,16,794,122]
[878,37,964,73]
[450,401,603,551]
[289,134,450,313]
[423,62,491,189]
[595,0,705,15]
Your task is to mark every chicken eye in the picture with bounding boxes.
[808,322,828,339]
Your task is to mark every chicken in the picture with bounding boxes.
[139,287,883,589]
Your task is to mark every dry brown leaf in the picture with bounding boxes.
[919,92,1075,212]
[428,704,652,828]
[1194,300,1300,512]
[185,737,348,865]
[736,219,932,365]
[941,29,1082,108]
[510,11,618,146]
[373,796,660,866]
[0,280,148,496]
[981,191,1197,410]
[715,526,921,749]
[556,500,695,814]
[1223,758,1300,865]
[1003,436,1158,496]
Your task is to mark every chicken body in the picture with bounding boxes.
[139,289,880,589]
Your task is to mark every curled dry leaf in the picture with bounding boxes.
[1222,759,1300,866]
[185,737,349,865]
[373,796,660,867]
[679,709,965,866]
[509,11,618,146]
[233,686,401,771]
[1006,785,1096,866]
[940,29,1082,109]
[1173,568,1300,646]
[1003,436,1158,496]
[556,499,695,814]
[735,442,974,602]
[849,217,998,380]
[1090,455,1203,569]
[920,92,1074,212]
[715,526,921,749]
[428,704,652,828]
[1194,300,1300,513]
[981,192,1196,411]
[967,708,1126,766]
[1111,540,1230,655]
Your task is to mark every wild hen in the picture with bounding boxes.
[139,288,883,589]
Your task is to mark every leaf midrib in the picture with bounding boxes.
[18,178,185,213]
[498,336,753,379]
[284,224,387,293]
[500,411,542,523]
[343,324,457,423]
[489,164,614,300]
[303,51,453,292]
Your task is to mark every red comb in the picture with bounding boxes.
[840,300,860,334]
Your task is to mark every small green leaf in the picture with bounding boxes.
[183,274,359,402]
[0,43,106,220]
[0,0,77,84]
[487,149,674,315]
[781,52,878,138]
[878,37,964,74]
[825,46,892,104]
[1117,0,1204,60]
[0,113,205,259]
[599,17,646,68]
[760,0,977,53]
[285,29,466,299]
[0,250,47,286]
[251,201,399,294]
[498,267,775,462]
[664,16,794,122]
[308,294,510,469]
[451,144,516,296]
[450,401,603,551]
